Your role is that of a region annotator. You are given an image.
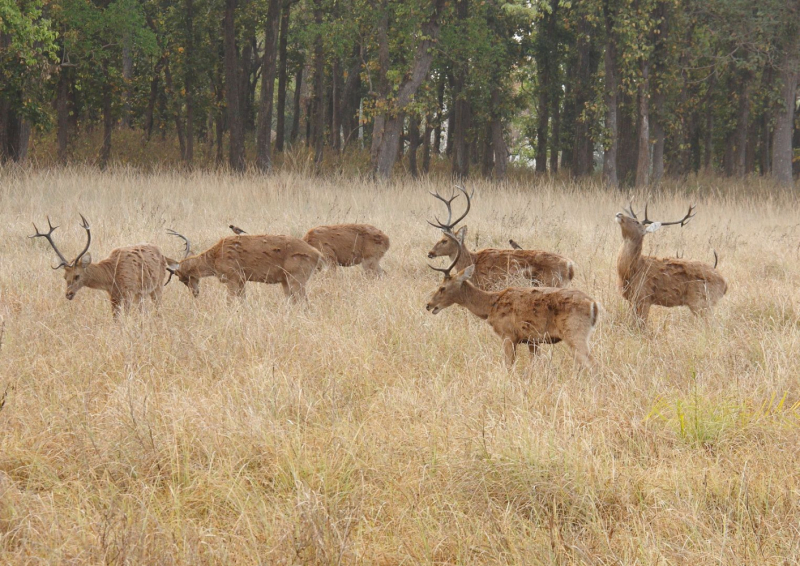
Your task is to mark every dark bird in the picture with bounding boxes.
[229,225,247,235]
[508,239,523,250]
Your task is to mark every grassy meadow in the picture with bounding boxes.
[1,166,799,564]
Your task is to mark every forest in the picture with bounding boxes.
[2,0,799,185]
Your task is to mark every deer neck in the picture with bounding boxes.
[617,236,644,280]
[83,263,116,292]
[449,241,475,271]
[182,254,216,278]
[456,281,495,320]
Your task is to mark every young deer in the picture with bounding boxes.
[30,215,167,318]
[426,239,599,368]
[427,187,575,289]
[166,231,322,301]
[615,203,727,326]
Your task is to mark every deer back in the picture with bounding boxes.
[95,244,167,296]
[488,287,598,344]
[621,255,727,309]
[209,235,323,283]
[471,249,574,289]
[302,224,390,266]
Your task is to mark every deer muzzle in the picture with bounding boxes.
[66,291,75,300]
[426,303,441,315]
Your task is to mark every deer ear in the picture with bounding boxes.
[456,226,468,240]
[645,222,662,233]
[166,260,180,273]
[458,264,475,281]
[79,253,92,267]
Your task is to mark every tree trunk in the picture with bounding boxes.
[370,4,390,163]
[164,59,187,159]
[224,0,245,171]
[703,76,715,172]
[535,67,550,173]
[572,11,593,177]
[602,1,618,188]
[734,72,751,177]
[422,117,432,174]
[256,0,281,171]
[490,87,507,182]
[184,0,195,165]
[652,90,665,184]
[635,61,650,188]
[340,45,361,148]
[408,115,420,177]
[451,0,470,179]
[99,67,113,170]
[433,77,444,155]
[772,48,799,186]
[312,0,325,168]
[275,1,291,152]
[290,64,303,144]
[121,35,133,128]
[143,57,164,141]
[373,0,446,180]
[56,66,70,163]
[549,86,561,174]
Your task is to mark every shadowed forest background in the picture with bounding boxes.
[1,0,798,185]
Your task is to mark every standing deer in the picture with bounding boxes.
[426,241,599,368]
[615,203,727,326]
[30,215,167,318]
[427,187,575,289]
[166,231,322,301]
[302,224,390,275]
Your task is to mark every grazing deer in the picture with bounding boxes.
[166,230,322,301]
[30,215,167,318]
[426,241,599,368]
[427,187,575,289]
[302,224,390,275]
[615,203,727,326]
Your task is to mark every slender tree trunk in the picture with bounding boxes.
[408,115,420,177]
[703,75,715,172]
[164,59,187,159]
[290,64,303,144]
[433,77,444,155]
[734,72,751,177]
[635,61,650,188]
[340,45,361,148]
[256,0,281,171]
[224,0,245,171]
[56,67,70,163]
[184,0,195,165]
[143,58,164,141]
[422,117,432,174]
[121,35,133,128]
[772,48,799,186]
[617,94,637,185]
[572,12,593,177]
[602,8,619,189]
[451,0,470,179]
[99,66,113,169]
[652,90,665,184]
[275,1,290,152]
[490,88,507,182]
[549,87,561,174]
[535,69,550,173]
[312,0,325,168]
[370,3,390,163]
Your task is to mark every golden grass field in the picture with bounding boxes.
[1,166,799,564]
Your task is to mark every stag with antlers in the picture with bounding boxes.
[166,230,323,301]
[30,215,168,317]
[615,203,727,326]
[427,186,575,289]
[426,238,599,368]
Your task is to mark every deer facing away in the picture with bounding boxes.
[167,231,322,301]
[426,241,599,368]
[427,187,575,289]
[30,216,167,318]
[615,203,727,326]
[302,224,390,275]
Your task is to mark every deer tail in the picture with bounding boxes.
[568,261,575,282]
[590,301,600,327]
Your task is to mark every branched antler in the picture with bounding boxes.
[29,216,70,269]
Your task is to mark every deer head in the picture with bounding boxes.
[30,215,93,301]
[165,229,200,297]
[615,202,696,242]
[427,185,471,259]
[426,232,473,314]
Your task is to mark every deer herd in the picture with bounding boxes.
[30,186,728,370]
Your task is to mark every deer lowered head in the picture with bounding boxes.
[30,215,94,301]
[165,229,202,297]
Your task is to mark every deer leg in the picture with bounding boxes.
[362,258,384,277]
[225,279,246,300]
[527,342,539,357]
[110,295,123,319]
[503,339,516,368]
[568,338,594,370]
[632,302,651,328]
[287,282,307,303]
[150,286,162,308]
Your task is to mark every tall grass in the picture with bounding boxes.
[0,166,799,564]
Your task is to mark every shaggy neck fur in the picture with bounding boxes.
[617,237,645,282]
[182,253,216,278]
[455,281,495,319]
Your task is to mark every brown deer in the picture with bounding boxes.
[302,224,390,275]
[426,240,599,368]
[30,215,167,318]
[427,187,575,289]
[615,203,727,326]
[166,231,322,301]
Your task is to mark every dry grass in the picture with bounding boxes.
[1,166,799,564]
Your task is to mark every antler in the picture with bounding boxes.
[428,231,462,278]
[427,185,472,232]
[656,205,696,227]
[167,229,192,258]
[74,214,92,264]
[627,201,653,224]
[29,216,70,269]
